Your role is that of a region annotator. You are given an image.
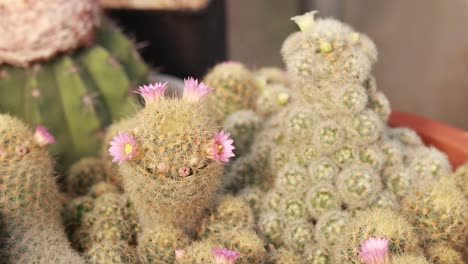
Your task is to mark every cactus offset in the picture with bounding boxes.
[0,114,84,263]
[204,62,260,122]
[66,157,110,196]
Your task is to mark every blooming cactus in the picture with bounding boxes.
[109,78,235,233]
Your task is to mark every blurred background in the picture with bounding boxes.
[108,0,468,129]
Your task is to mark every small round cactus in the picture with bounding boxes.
[283,219,315,253]
[315,210,350,250]
[204,62,260,122]
[283,14,377,86]
[273,248,302,264]
[332,208,420,263]
[425,243,464,264]
[333,145,357,166]
[307,158,339,183]
[255,84,292,117]
[85,241,137,264]
[388,127,423,147]
[382,167,413,198]
[212,229,267,264]
[368,91,391,122]
[312,120,345,154]
[199,195,255,240]
[258,212,284,247]
[402,177,467,249]
[253,67,289,88]
[223,154,258,191]
[305,184,341,219]
[66,157,109,196]
[63,196,95,246]
[407,146,452,185]
[263,189,286,213]
[373,190,400,211]
[356,144,385,172]
[88,181,120,198]
[275,164,309,194]
[336,165,382,208]
[222,110,260,156]
[390,254,429,264]
[345,110,384,144]
[283,196,309,219]
[137,225,189,264]
[303,247,331,264]
[238,186,264,218]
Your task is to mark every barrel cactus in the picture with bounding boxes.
[0,0,149,167]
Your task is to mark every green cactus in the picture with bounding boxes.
[407,146,452,185]
[283,219,315,253]
[66,157,110,196]
[450,163,468,195]
[258,212,284,247]
[222,109,261,156]
[88,182,120,198]
[402,177,467,249]
[307,158,339,184]
[114,80,232,234]
[204,62,260,123]
[335,165,382,208]
[0,114,85,262]
[305,184,341,219]
[0,21,148,168]
[253,67,289,88]
[303,247,331,264]
[137,225,189,264]
[176,240,216,264]
[315,211,350,250]
[273,248,302,264]
[425,243,464,264]
[212,229,267,264]
[332,208,420,263]
[63,196,95,250]
[85,240,137,264]
[238,186,264,218]
[255,84,292,117]
[390,254,429,264]
[199,195,255,240]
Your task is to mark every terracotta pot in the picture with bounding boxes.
[388,111,468,169]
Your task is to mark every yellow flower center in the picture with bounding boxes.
[124,143,133,155]
[216,143,223,152]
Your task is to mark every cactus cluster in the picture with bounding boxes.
[1,7,467,264]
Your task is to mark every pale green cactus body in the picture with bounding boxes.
[258,212,284,246]
[283,220,315,253]
[222,109,260,156]
[255,84,292,117]
[66,157,109,196]
[304,247,331,264]
[315,211,350,250]
[336,165,382,208]
[306,184,341,219]
[407,146,452,185]
[307,158,339,184]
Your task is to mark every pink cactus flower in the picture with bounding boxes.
[182,77,213,103]
[358,237,390,264]
[109,131,137,164]
[212,248,241,264]
[211,130,235,162]
[136,82,168,104]
[175,249,186,260]
[33,125,55,146]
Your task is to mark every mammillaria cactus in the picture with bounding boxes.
[137,225,189,263]
[204,62,260,123]
[222,110,261,156]
[332,208,420,263]
[0,114,85,263]
[425,243,464,264]
[109,79,235,233]
[66,157,110,196]
[0,0,149,166]
[402,177,467,249]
